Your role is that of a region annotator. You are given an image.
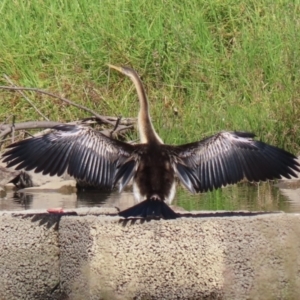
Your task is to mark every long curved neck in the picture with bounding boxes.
[130,71,163,144]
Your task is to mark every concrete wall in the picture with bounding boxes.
[1,209,300,300]
[0,212,61,300]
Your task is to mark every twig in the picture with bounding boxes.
[11,115,15,143]
[112,124,134,135]
[0,115,14,127]
[110,116,122,138]
[81,116,136,126]
[0,85,116,126]
[106,116,135,139]
[3,75,50,121]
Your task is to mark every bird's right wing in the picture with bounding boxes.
[171,131,300,193]
[2,124,136,190]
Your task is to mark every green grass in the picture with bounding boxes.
[0,0,299,152]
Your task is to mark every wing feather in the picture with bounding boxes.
[2,124,135,189]
[38,142,66,175]
[48,142,71,176]
[171,131,299,193]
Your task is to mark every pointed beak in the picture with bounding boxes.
[107,64,123,73]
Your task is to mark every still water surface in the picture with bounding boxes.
[1,181,300,213]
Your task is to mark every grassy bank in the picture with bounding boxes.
[0,0,299,152]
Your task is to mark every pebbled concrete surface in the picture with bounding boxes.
[59,212,300,300]
[1,209,300,299]
[0,211,61,300]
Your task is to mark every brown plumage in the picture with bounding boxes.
[2,65,300,219]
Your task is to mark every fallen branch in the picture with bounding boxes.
[0,84,136,146]
[81,116,136,126]
[0,85,116,125]
[0,121,63,140]
[0,119,135,143]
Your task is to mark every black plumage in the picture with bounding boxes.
[2,65,300,219]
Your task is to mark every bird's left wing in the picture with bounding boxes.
[2,124,136,190]
[170,131,300,193]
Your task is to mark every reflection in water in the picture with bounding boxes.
[175,182,290,212]
[0,181,299,213]
[12,192,33,210]
[77,190,111,206]
[77,189,136,211]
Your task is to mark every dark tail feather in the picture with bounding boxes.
[119,199,178,219]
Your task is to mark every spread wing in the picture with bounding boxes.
[171,131,300,193]
[2,124,136,190]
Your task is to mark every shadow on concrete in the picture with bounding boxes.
[11,211,78,230]
[117,210,281,226]
[11,209,280,229]
[179,211,281,218]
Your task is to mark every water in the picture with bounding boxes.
[1,181,300,213]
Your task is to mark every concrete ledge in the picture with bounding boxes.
[1,210,300,299]
[0,211,61,300]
